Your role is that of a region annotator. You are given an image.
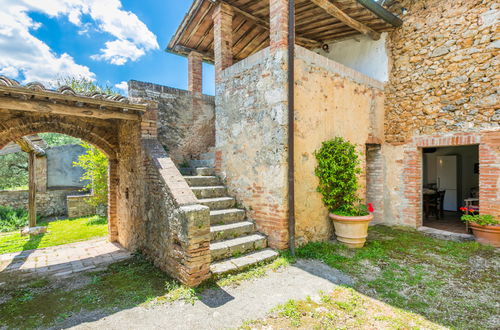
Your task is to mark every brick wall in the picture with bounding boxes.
[129,80,215,164]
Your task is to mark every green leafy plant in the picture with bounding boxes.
[460,208,498,226]
[38,133,81,147]
[314,137,367,216]
[0,205,29,232]
[73,143,109,208]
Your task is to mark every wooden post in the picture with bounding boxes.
[28,151,37,228]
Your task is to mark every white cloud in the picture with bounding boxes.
[115,81,128,95]
[0,2,95,86]
[91,40,145,65]
[0,0,159,86]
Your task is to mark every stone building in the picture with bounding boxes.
[166,0,499,250]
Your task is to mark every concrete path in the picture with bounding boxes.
[68,259,354,330]
[0,238,131,277]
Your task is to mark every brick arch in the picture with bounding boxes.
[0,115,118,160]
[0,114,120,241]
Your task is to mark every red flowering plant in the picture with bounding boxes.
[459,207,499,226]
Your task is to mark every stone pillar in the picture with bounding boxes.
[35,155,47,193]
[270,0,289,52]
[188,51,203,94]
[212,2,233,80]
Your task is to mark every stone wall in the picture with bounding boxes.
[140,139,211,287]
[378,0,500,226]
[128,80,215,164]
[67,194,96,218]
[0,188,81,218]
[294,46,385,244]
[384,0,498,143]
[215,47,290,249]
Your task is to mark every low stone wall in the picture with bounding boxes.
[129,80,215,164]
[0,188,80,218]
[140,139,211,287]
[67,195,96,218]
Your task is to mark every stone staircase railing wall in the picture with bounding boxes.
[140,138,211,287]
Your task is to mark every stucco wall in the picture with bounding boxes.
[294,46,385,244]
[215,47,290,249]
[313,33,390,82]
[46,144,87,188]
[129,80,215,164]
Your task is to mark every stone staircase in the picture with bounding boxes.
[182,158,278,275]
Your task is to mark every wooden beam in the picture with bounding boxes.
[0,96,141,121]
[310,0,380,40]
[217,0,322,47]
[15,136,45,156]
[28,151,36,228]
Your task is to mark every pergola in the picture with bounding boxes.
[168,0,402,91]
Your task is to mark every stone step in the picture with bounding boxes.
[199,197,235,210]
[210,208,246,225]
[191,186,227,199]
[210,248,279,275]
[184,176,220,187]
[210,234,267,262]
[190,159,214,168]
[196,167,215,176]
[211,221,255,241]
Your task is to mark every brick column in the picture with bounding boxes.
[108,159,119,242]
[212,2,233,80]
[188,51,203,94]
[270,0,289,52]
[479,131,500,221]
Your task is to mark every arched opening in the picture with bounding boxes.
[0,131,117,254]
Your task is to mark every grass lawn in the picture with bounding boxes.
[0,216,108,254]
[247,225,500,329]
[0,226,498,329]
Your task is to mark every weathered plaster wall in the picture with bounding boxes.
[129,80,215,164]
[46,144,87,188]
[215,47,290,249]
[314,33,390,82]
[0,188,81,218]
[294,46,385,244]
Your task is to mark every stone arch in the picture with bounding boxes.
[0,114,120,241]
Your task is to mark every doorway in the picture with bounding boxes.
[422,145,479,234]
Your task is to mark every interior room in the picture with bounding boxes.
[422,145,479,234]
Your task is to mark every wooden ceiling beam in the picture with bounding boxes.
[0,96,141,121]
[310,0,380,40]
[215,0,322,47]
[15,136,45,156]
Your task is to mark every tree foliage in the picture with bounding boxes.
[73,143,109,208]
[56,76,117,95]
[314,137,367,216]
[0,153,28,190]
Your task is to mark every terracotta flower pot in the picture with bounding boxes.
[469,222,500,247]
[329,213,374,248]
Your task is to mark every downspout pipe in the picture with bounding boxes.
[287,0,296,256]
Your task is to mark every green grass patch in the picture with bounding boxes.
[0,215,108,254]
[291,225,499,329]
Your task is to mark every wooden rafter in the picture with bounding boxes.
[217,0,322,47]
[310,0,380,40]
[15,136,45,156]
[0,96,141,121]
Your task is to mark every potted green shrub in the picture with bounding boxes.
[460,207,499,247]
[315,137,374,248]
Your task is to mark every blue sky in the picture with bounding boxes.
[0,0,215,95]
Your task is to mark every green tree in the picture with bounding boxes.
[56,76,117,95]
[73,143,109,208]
[0,153,28,190]
[39,133,81,147]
